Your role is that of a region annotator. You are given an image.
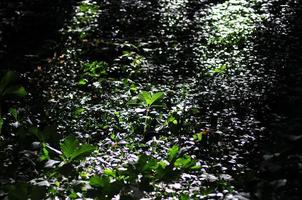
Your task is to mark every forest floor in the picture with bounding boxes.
[0,0,301,199]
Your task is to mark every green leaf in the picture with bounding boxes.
[69,144,96,161]
[138,91,164,107]
[136,154,149,171]
[3,85,27,97]
[78,78,88,85]
[211,63,228,75]
[190,165,202,170]
[60,135,79,160]
[180,194,190,200]
[9,107,18,120]
[167,145,179,162]
[174,156,194,169]
[73,107,85,117]
[89,175,110,188]
[0,71,16,94]
[142,159,158,172]
[139,91,152,106]
[60,135,96,162]
[40,143,50,161]
[193,132,203,142]
[149,92,164,106]
[68,192,78,199]
[0,117,3,132]
[104,169,116,177]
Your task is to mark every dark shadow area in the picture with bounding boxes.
[0,0,77,71]
[243,1,302,199]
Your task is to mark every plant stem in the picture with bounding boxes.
[143,107,150,136]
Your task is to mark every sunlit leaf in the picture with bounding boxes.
[149,92,164,106]
[104,169,116,177]
[89,175,110,188]
[174,156,194,169]
[60,135,79,160]
[139,91,152,106]
[167,145,179,162]
[70,144,96,161]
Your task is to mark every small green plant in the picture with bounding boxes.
[29,127,96,164]
[129,91,164,135]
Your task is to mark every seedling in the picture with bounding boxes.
[129,91,164,135]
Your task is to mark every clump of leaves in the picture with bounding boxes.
[79,61,108,85]
[206,0,263,46]
[87,145,200,199]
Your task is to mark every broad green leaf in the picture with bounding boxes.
[149,92,164,106]
[69,192,78,199]
[3,85,27,97]
[104,169,116,177]
[167,145,179,162]
[142,159,158,172]
[89,175,110,188]
[139,91,152,106]
[60,135,79,159]
[70,144,96,161]
[78,78,88,85]
[174,156,194,169]
[0,71,16,94]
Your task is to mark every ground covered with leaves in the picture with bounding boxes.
[0,0,301,199]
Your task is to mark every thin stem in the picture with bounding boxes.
[143,106,150,135]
